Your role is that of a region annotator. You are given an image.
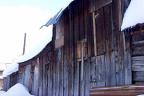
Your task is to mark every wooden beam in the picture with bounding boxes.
[90,85,144,96]
[132,56,144,61]
[23,33,27,55]
[55,36,64,48]
[90,0,112,12]
[132,40,144,46]
[81,39,84,96]
[130,29,144,35]
[92,12,98,56]
[81,39,87,80]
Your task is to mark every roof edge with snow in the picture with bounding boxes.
[121,0,144,31]
[16,0,74,64]
[3,63,19,77]
[122,23,144,33]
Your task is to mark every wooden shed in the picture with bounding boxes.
[3,63,19,91]
[0,77,3,90]
[121,0,144,85]
[3,72,18,91]
[123,24,144,85]
[4,0,144,96]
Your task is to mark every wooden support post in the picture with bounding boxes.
[81,41,84,81]
[23,33,27,55]
[81,39,86,80]
[81,39,86,96]
[92,12,97,56]
[122,32,126,52]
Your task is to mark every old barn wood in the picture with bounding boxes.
[3,0,144,96]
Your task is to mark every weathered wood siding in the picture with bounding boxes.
[90,85,144,96]
[8,0,133,96]
[3,72,18,91]
[124,25,144,84]
[0,79,3,90]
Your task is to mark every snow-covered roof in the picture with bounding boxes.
[1,83,34,96]
[0,64,6,71]
[121,0,144,30]
[16,25,53,63]
[16,0,73,63]
[3,63,19,77]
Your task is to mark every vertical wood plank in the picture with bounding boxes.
[73,61,80,96]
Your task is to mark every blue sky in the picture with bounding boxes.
[0,0,73,63]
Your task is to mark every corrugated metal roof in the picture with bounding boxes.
[40,0,73,29]
[40,9,63,29]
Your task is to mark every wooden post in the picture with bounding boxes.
[81,39,87,80]
[92,12,97,56]
[81,39,86,96]
[122,32,126,52]
[23,33,26,55]
[92,12,99,56]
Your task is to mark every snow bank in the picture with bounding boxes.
[2,63,18,77]
[0,91,6,96]
[3,83,34,96]
[121,0,144,30]
[137,95,144,96]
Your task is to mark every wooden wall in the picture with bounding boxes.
[124,25,144,84]
[5,0,133,96]
[0,79,3,90]
[3,72,18,91]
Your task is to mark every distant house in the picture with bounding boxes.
[0,63,9,90]
[3,63,19,91]
[0,71,3,90]
[4,0,144,96]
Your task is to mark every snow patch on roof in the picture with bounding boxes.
[137,95,144,96]
[16,25,53,63]
[15,0,73,63]
[3,63,18,77]
[121,0,144,30]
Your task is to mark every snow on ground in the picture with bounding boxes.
[0,91,6,96]
[0,83,34,96]
[121,0,144,30]
[2,63,18,77]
